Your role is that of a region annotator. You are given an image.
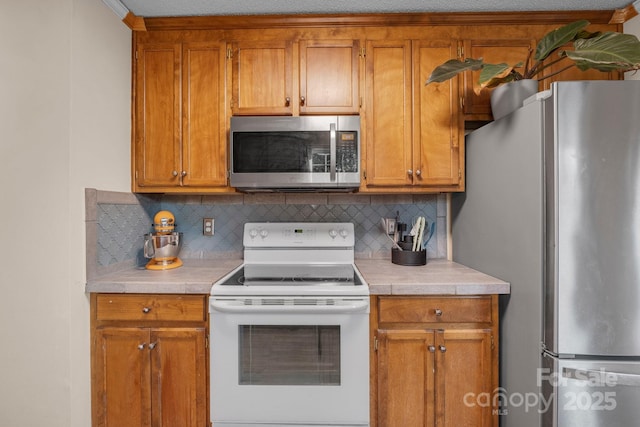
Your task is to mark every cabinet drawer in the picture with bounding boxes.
[378,296,492,324]
[95,294,207,322]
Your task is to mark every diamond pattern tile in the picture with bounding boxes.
[96,194,445,266]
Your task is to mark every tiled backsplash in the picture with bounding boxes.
[87,189,448,275]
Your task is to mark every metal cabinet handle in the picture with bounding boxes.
[407,169,413,176]
[138,343,146,350]
[142,307,151,314]
[285,97,291,107]
[172,170,178,177]
[416,169,422,176]
[439,345,447,353]
[434,308,443,316]
[148,342,157,350]
[181,170,187,177]
[300,96,306,106]
[428,345,436,353]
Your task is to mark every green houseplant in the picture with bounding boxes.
[427,20,640,114]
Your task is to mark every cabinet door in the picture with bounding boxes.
[364,40,413,187]
[462,39,536,119]
[230,41,293,115]
[299,39,360,114]
[413,40,462,188]
[377,329,435,427]
[151,328,207,427]
[93,328,152,427]
[437,329,494,427]
[135,43,182,187]
[181,42,228,187]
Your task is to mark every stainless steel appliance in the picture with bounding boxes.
[451,81,640,427]
[210,222,370,427]
[229,115,360,191]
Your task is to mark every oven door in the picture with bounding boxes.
[210,296,370,427]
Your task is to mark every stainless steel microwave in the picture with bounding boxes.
[229,115,361,191]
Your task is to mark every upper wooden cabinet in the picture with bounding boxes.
[362,39,462,192]
[130,13,622,194]
[461,38,537,120]
[133,41,229,192]
[229,39,361,115]
[229,40,294,115]
[299,39,361,114]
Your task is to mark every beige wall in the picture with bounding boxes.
[626,13,640,80]
[0,0,131,425]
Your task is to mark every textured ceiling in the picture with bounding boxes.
[118,0,632,17]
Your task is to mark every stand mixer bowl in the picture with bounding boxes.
[144,232,183,267]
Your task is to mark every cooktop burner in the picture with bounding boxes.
[219,264,364,287]
[211,222,369,297]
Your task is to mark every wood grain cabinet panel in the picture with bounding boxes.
[91,294,208,427]
[230,39,361,115]
[133,41,228,192]
[299,39,361,114]
[362,39,463,192]
[372,295,499,427]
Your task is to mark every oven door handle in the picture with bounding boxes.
[210,299,369,314]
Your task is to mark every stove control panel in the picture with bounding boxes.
[244,222,354,248]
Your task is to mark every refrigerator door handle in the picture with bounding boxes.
[563,367,640,387]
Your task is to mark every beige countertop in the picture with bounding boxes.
[85,258,509,295]
[85,259,243,294]
[355,259,509,295]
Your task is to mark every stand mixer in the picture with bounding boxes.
[143,210,183,270]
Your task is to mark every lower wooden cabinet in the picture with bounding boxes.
[371,295,499,427]
[90,294,208,427]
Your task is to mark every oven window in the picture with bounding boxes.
[238,325,340,386]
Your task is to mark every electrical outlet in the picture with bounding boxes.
[203,218,214,236]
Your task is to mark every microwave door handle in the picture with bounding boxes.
[330,123,336,181]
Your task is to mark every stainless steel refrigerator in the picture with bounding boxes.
[452,81,640,427]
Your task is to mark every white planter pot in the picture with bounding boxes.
[490,79,539,120]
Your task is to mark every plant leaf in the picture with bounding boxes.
[426,58,484,84]
[565,32,640,72]
[534,20,590,61]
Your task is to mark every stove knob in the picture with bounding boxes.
[249,228,259,239]
[339,229,349,238]
[329,229,338,238]
[260,229,269,239]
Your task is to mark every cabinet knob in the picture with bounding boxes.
[149,342,157,350]
[434,308,443,316]
[285,97,291,107]
[439,345,447,353]
[138,343,146,350]
[416,169,421,176]
[428,345,436,353]
[142,307,151,314]
[407,169,413,176]
[172,170,178,177]
[300,96,306,106]
[181,170,187,177]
